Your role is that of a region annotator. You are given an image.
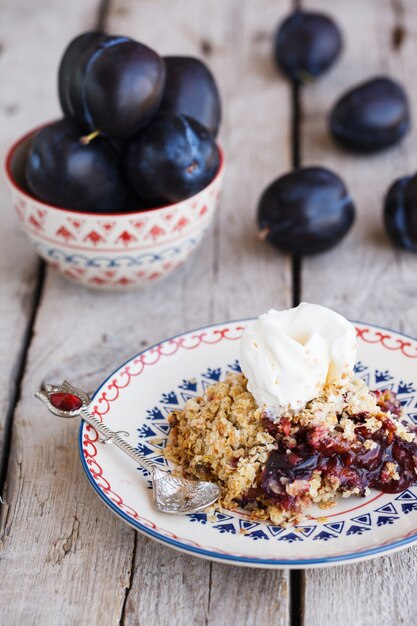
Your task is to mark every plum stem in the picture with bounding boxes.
[80,129,101,145]
[186,161,199,174]
[258,227,270,240]
[297,70,317,85]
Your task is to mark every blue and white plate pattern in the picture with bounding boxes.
[79,320,417,568]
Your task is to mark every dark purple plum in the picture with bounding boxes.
[160,56,221,136]
[384,174,417,251]
[125,114,220,204]
[58,31,106,119]
[125,190,164,212]
[274,10,342,83]
[25,119,128,212]
[257,167,355,255]
[58,32,166,138]
[330,77,410,152]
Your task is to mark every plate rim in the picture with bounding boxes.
[78,317,417,568]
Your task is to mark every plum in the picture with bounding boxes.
[330,76,410,152]
[58,31,106,119]
[58,32,166,138]
[257,167,355,255]
[274,10,342,83]
[25,119,128,212]
[160,56,221,136]
[384,174,417,251]
[125,114,220,204]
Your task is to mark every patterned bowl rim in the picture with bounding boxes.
[4,120,225,218]
[78,318,417,568]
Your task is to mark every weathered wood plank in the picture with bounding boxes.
[207,562,290,626]
[0,0,292,624]
[0,1,136,625]
[0,0,68,468]
[300,1,417,624]
[98,1,292,623]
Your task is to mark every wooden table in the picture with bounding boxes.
[1,0,417,624]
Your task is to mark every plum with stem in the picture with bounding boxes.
[25,119,128,212]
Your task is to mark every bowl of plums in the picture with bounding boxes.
[5,32,224,290]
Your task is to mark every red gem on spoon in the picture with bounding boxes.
[49,392,82,412]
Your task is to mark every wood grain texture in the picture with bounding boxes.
[207,562,289,626]
[0,0,77,465]
[102,2,292,624]
[0,0,292,624]
[300,1,417,625]
[0,1,136,625]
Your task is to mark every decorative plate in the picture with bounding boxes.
[79,320,417,569]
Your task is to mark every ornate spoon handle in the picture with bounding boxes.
[79,407,157,474]
[35,381,157,474]
[36,380,221,515]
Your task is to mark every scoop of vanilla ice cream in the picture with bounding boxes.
[239,303,357,414]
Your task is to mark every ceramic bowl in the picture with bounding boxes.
[5,125,225,291]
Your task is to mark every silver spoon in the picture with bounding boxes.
[35,380,221,514]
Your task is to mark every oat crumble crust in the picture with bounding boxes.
[164,372,416,526]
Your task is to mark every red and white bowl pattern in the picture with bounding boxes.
[5,126,225,291]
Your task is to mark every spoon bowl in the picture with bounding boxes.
[35,380,221,515]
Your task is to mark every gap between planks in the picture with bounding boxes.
[0,0,111,512]
[289,4,304,622]
[0,262,45,498]
[119,533,138,626]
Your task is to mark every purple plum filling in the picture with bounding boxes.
[247,390,417,513]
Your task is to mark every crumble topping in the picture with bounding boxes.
[166,373,276,510]
[165,372,417,526]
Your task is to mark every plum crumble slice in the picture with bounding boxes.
[165,373,417,526]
